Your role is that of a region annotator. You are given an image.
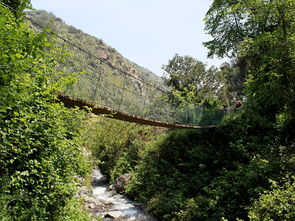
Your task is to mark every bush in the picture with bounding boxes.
[0,5,91,220]
[126,110,293,220]
[81,117,164,183]
[248,178,295,221]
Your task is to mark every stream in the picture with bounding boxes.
[86,169,157,221]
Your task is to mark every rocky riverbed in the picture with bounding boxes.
[79,169,157,221]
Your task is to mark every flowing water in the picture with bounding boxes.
[91,169,157,221]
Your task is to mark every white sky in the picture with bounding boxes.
[30,0,227,76]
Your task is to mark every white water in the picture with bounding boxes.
[92,169,157,221]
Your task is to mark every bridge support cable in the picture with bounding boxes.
[118,76,126,110]
[141,84,149,118]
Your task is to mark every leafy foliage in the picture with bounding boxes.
[205,0,295,121]
[125,111,293,220]
[218,60,246,106]
[0,0,31,18]
[81,117,165,183]
[248,178,295,221]
[0,4,91,220]
[160,54,246,125]
[162,54,221,107]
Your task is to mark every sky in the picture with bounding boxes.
[30,0,227,76]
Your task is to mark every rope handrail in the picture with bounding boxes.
[57,94,217,129]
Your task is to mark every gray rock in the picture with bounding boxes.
[114,174,131,193]
[103,213,115,220]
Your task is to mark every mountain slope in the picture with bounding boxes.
[27,10,165,115]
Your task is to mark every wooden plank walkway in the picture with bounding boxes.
[57,94,216,129]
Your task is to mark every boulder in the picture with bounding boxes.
[103,213,115,220]
[113,174,131,193]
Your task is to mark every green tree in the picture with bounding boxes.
[204,0,290,58]
[202,1,295,220]
[248,178,295,221]
[240,0,295,119]
[162,54,221,108]
[0,0,31,18]
[217,60,246,107]
[204,0,295,120]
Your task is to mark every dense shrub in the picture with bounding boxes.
[87,106,294,221]
[248,178,295,221]
[124,110,294,221]
[81,117,164,183]
[0,4,91,220]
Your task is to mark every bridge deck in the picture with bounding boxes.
[57,94,216,129]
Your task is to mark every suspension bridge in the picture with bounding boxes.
[25,8,229,129]
[57,93,217,129]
